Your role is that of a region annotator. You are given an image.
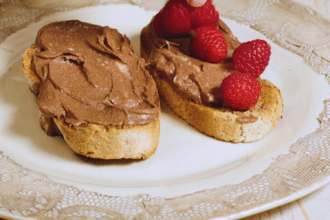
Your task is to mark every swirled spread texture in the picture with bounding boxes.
[32,20,160,126]
[141,19,241,106]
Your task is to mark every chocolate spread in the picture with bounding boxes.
[234,112,258,124]
[32,20,159,127]
[140,18,241,106]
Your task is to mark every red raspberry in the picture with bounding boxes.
[190,0,219,29]
[153,12,167,36]
[220,73,261,110]
[232,39,271,78]
[160,0,191,37]
[190,26,227,63]
[152,0,219,37]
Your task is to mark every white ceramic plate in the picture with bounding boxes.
[0,4,330,220]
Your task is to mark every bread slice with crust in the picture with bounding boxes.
[22,47,160,160]
[151,71,282,142]
[140,21,283,143]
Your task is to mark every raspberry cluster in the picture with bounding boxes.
[220,39,271,110]
[153,0,219,37]
[153,0,272,110]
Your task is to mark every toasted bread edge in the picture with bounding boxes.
[149,66,283,143]
[22,48,160,159]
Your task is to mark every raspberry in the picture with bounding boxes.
[232,39,271,78]
[190,26,227,63]
[190,0,219,29]
[152,0,219,37]
[153,12,167,37]
[220,73,261,110]
[160,0,191,36]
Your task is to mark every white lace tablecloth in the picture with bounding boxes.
[1,0,330,219]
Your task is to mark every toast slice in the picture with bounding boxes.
[22,21,160,159]
[140,20,283,143]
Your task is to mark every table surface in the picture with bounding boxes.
[1,0,330,220]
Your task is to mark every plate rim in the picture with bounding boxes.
[0,3,330,220]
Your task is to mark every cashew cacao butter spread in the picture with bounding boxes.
[141,19,241,106]
[32,20,160,127]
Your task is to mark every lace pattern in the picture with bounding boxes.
[1,0,330,219]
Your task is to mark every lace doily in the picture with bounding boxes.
[1,0,330,219]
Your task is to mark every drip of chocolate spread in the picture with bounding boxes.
[234,112,258,123]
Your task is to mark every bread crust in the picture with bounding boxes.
[54,116,160,159]
[22,48,160,159]
[151,71,283,142]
